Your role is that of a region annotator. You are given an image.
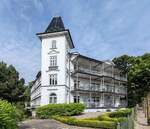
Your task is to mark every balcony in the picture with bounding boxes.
[84,100,115,108]
[72,84,127,95]
[75,67,127,81]
[85,101,127,108]
[115,75,127,81]
[76,67,101,76]
[31,80,41,93]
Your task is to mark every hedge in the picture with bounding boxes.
[36,103,85,119]
[53,116,117,129]
[109,108,132,118]
[0,100,19,129]
[97,113,126,123]
[53,108,132,129]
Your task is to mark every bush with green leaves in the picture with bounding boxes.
[0,100,19,129]
[36,103,85,118]
[148,116,150,125]
[97,108,131,123]
[109,108,132,118]
[14,102,32,120]
[76,119,116,129]
[97,113,126,123]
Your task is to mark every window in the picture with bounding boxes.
[74,80,80,89]
[73,96,80,103]
[50,56,57,66]
[51,40,56,49]
[92,97,99,102]
[49,93,57,103]
[49,74,57,85]
[74,80,77,89]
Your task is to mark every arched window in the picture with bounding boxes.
[51,40,56,49]
[49,93,57,104]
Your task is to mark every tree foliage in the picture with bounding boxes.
[24,81,33,106]
[0,100,19,129]
[113,55,133,74]
[113,53,150,107]
[0,61,25,103]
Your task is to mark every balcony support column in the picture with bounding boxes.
[89,62,92,107]
[68,54,71,103]
[102,63,105,107]
[76,57,79,102]
[102,63,105,86]
[126,85,128,107]
[112,65,115,107]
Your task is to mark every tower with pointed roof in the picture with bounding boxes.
[37,16,74,105]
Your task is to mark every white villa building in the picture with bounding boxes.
[31,17,127,112]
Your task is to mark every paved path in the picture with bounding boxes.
[19,119,92,129]
[135,110,150,129]
[73,112,103,119]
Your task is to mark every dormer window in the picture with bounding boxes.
[51,40,56,49]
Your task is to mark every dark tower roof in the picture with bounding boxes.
[45,16,65,33]
[37,16,75,48]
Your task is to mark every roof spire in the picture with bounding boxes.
[45,16,65,33]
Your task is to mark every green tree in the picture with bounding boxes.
[24,81,33,106]
[113,55,134,74]
[113,53,150,107]
[128,53,150,106]
[0,61,25,103]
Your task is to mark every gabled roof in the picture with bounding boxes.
[45,16,65,33]
[69,52,103,64]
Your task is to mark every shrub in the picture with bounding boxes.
[109,108,132,118]
[36,103,85,119]
[76,119,116,129]
[97,113,126,123]
[14,102,32,120]
[148,116,150,125]
[53,116,117,129]
[52,116,77,125]
[0,100,19,129]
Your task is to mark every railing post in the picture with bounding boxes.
[117,122,120,129]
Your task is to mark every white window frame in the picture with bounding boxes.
[49,74,57,85]
[50,56,57,66]
[49,93,57,103]
[73,96,80,103]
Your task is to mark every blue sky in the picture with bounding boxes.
[0,0,150,83]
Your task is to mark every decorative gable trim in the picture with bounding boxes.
[48,49,59,54]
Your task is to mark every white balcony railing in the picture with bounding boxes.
[72,84,127,94]
[76,67,127,81]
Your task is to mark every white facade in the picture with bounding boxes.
[40,33,70,105]
[31,17,127,111]
[30,76,41,107]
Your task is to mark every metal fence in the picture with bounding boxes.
[117,108,135,129]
